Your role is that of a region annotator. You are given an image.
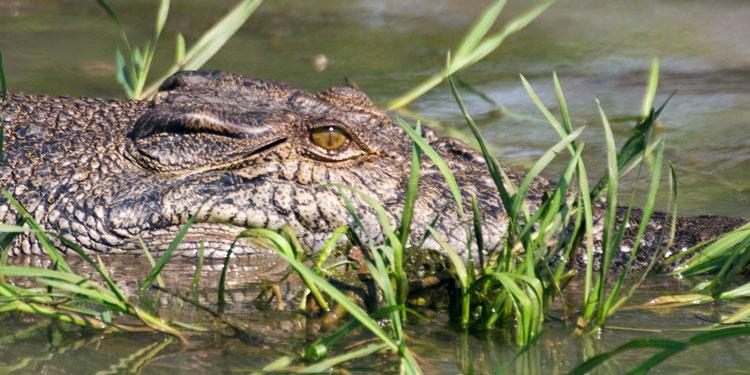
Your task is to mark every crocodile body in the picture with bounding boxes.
[0,71,745,269]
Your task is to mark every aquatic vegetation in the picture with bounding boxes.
[0,192,191,344]
[568,326,750,375]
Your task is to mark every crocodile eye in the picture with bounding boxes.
[310,126,349,152]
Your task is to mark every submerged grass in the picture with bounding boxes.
[0,191,190,345]
[568,326,750,375]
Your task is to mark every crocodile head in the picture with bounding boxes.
[3,71,518,259]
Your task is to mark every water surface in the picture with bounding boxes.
[1,0,749,373]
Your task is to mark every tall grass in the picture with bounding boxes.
[97,0,263,100]
[387,0,555,110]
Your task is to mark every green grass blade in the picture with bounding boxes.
[95,0,136,90]
[279,225,329,311]
[397,118,465,218]
[606,141,665,314]
[35,278,125,309]
[174,32,186,63]
[330,184,407,310]
[299,342,390,373]
[578,161,595,308]
[217,244,234,312]
[471,195,485,270]
[520,74,569,142]
[448,77,514,217]
[138,237,164,289]
[427,227,468,289]
[591,92,672,199]
[399,122,421,247]
[640,58,660,119]
[0,224,25,233]
[191,240,204,296]
[567,338,685,375]
[141,0,264,99]
[330,184,401,253]
[674,223,750,274]
[1,191,71,273]
[140,211,198,290]
[571,327,750,375]
[510,127,583,221]
[719,280,750,300]
[304,304,406,362]
[453,0,507,60]
[386,0,553,110]
[95,0,125,32]
[154,0,170,37]
[598,98,618,267]
[243,228,400,351]
[316,226,348,269]
[132,0,171,97]
[703,235,750,297]
[720,299,750,323]
[114,48,135,98]
[0,266,89,284]
[459,0,555,68]
[54,236,128,303]
[552,71,573,134]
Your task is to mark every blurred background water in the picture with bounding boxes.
[1,1,749,372]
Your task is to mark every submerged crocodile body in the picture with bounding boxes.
[0,71,745,270]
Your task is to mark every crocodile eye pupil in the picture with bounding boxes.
[311,126,348,151]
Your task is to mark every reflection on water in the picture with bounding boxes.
[1,0,749,372]
[3,257,750,373]
[1,0,748,217]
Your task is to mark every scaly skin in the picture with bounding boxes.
[0,71,745,270]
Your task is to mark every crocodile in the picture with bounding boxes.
[0,71,746,270]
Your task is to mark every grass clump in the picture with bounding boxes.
[249,226,422,374]
[0,191,190,345]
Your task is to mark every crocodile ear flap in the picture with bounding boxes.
[158,71,227,93]
[316,83,382,115]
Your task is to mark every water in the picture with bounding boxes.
[1,0,749,373]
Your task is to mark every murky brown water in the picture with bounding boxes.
[1,0,749,373]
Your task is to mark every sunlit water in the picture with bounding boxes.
[1,0,749,373]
